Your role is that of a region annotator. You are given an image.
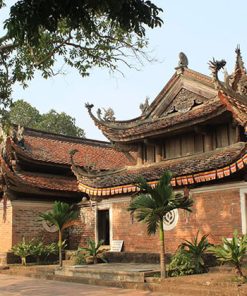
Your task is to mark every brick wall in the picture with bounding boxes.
[110,188,242,253]
[1,186,243,254]
[0,201,13,252]
[68,206,95,249]
[12,201,58,247]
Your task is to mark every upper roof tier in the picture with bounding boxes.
[86,50,247,143]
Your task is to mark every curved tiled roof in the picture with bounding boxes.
[90,99,225,142]
[86,68,224,143]
[12,130,136,169]
[75,142,247,196]
[0,156,79,192]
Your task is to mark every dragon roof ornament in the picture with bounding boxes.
[209,46,247,105]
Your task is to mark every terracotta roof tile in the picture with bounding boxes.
[76,142,247,191]
[0,155,79,192]
[93,100,225,142]
[13,131,136,169]
[17,172,79,192]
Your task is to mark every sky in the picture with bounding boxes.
[1,1,247,140]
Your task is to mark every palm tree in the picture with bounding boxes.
[128,171,193,278]
[39,201,78,267]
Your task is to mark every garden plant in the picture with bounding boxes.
[78,238,107,264]
[128,170,193,278]
[209,230,247,279]
[39,201,79,267]
[169,231,211,276]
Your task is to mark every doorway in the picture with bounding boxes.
[97,209,110,245]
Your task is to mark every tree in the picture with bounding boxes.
[0,1,163,119]
[36,110,85,137]
[8,100,85,137]
[8,100,40,128]
[39,201,79,267]
[128,171,193,278]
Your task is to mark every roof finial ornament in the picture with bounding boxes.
[235,45,245,74]
[139,97,150,115]
[175,52,189,74]
[102,108,116,122]
[96,107,116,122]
[85,102,94,112]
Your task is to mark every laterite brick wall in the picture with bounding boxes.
[11,201,58,247]
[111,188,242,253]
[0,201,13,252]
[68,206,95,249]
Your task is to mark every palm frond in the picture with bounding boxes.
[39,201,78,231]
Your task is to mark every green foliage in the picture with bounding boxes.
[168,247,196,277]
[169,232,210,277]
[78,239,106,264]
[8,100,41,128]
[128,171,193,235]
[74,251,86,265]
[6,1,163,44]
[128,170,193,278]
[8,100,85,137]
[209,230,247,277]
[39,201,78,232]
[36,109,85,137]
[12,238,57,265]
[29,240,57,263]
[39,201,78,267]
[0,1,163,117]
[181,231,211,274]
[12,237,32,266]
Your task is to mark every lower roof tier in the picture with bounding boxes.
[75,142,247,196]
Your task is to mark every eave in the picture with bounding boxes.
[86,68,221,143]
[75,142,247,197]
[0,156,80,194]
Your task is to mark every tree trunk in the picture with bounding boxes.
[58,230,63,267]
[159,220,166,279]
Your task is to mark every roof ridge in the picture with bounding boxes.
[23,126,111,146]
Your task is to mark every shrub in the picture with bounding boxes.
[209,230,247,278]
[74,251,86,265]
[78,239,107,264]
[31,241,57,263]
[168,247,195,277]
[169,231,211,277]
[12,237,33,266]
[12,238,57,265]
[181,231,211,274]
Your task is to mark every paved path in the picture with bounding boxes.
[0,274,172,296]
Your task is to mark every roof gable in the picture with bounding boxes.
[144,69,217,119]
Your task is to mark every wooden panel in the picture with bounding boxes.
[181,134,194,156]
[166,137,181,159]
[194,134,204,153]
[146,144,155,163]
[216,125,229,148]
[228,123,236,144]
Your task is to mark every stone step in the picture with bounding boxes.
[55,265,147,282]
